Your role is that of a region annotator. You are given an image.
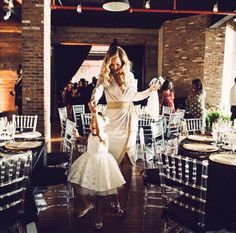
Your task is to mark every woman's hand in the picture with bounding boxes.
[149,83,160,92]
[88,99,97,113]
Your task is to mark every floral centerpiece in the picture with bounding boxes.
[205,108,230,132]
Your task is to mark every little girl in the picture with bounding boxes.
[68,111,125,230]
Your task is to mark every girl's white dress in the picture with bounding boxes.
[68,133,126,196]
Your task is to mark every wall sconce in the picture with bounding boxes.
[3,0,13,20]
[213,1,218,13]
[3,10,11,20]
[103,0,130,12]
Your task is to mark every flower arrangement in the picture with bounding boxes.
[205,108,230,131]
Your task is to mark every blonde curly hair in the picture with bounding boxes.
[98,46,132,89]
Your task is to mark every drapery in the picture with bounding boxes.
[54,44,91,93]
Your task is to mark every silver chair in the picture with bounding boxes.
[12,114,38,132]
[80,113,92,138]
[0,151,32,233]
[35,119,76,211]
[139,120,165,228]
[162,106,173,116]
[58,107,68,137]
[157,151,209,233]
[136,114,156,159]
[184,117,205,135]
[165,112,184,138]
[72,104,85,136]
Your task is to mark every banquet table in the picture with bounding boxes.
[179,136,236,231]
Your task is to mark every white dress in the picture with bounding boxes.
[92,72,151,165]
[68,133,126,196]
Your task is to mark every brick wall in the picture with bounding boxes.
[161,15,208,98]
[21,0,51,139]
[161,15,226,109]
[204,26,225,107]
[0,22,22,71]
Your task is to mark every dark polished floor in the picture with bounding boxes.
[37,124,163,233]
[37,164,162,233]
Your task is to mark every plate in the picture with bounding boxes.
[14,131,42,139]
[209,153,236,166]
[0,140,8,147]
[187,134,215,142]
[5,141,42,150]
[182,143,218,153]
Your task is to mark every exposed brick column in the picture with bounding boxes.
[21,0,51,140]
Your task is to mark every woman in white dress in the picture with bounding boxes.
[68,112,125,229]
[89,46,159,216]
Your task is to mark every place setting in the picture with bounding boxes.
[209,153,236,166]
[14,131,42,140]
[4,140,43,150]
[181,142,219,153]
[186,134,215,143]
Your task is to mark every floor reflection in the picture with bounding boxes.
[0,70,17,112]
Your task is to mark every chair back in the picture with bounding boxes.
[72,105,85,135]
[157,151,209,230]
[80,113,92,138]
[58,107,67,122]
[63,119,76,152]
[58,107,68,137]
[63,119,77,167]
[72,105,85,121]
[176,108,186,117]
[0,118,15,140]
[12,114,38,132]
[184,118,205,134]
[162,106,173,116]
[0,151,32,231]
[138,118,165,167]
[165,112,184,138]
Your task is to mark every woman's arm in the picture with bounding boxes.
[129,73,160,102]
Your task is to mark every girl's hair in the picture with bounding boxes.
[192,79,204,93]
[161,79,174,92]
[98,46,132,88]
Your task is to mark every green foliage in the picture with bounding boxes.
[206,110,230,130]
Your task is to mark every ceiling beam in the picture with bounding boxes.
[50,5,236,16]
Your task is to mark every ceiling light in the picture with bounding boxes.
[213,1,218,13]
[76,4,82,13]
[103,0,130,12]
[145,0,150,9]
